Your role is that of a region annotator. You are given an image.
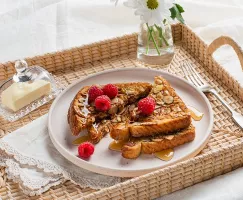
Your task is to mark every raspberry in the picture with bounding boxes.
[95,95,111,111]
[78,142,95,159]
[102,84,118,99]
[138,97,156,115]
[88,85,103,103]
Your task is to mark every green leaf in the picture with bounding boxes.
[169,7,177,19]
[169,3,185,24]
[175,3,184,13]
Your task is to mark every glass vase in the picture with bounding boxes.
[137,21,174,66]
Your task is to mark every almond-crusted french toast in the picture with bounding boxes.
[110,76,192,140]
[68,82,152,142]
[121,125,195,159]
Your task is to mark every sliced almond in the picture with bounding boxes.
[111,118,118,123]
[165,135,174,140]
[155,79,163,84]
[129,104,136,112]
[156,92,163,99]
[117,116,122,122]
[153,85,164,94]
[157,101,164,105]
[111,97,119,104]
[108,105,118,115]
[152,138,163,142]
[118,107,127,115]
[172,105,181,112]
[88,107,95,112]
[126,90,135,95]
[121,115,127,122]
[164,90,170,95]
[104,126,110,133]
[163,96,174,104]
[155,105,161,109]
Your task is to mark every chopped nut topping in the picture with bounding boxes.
[163,96,174,104]
[157,101,165,105]
[153,85,164,94]
[111,97,119,104]
[126,90,135,95]
[108,105,118,115]
[162,107,171,114]
[156,92,163,99]
[117,116,122,122]
[155,79,163,85]
[164,90,169,95]
[88,107,95,112]
[172,105,181,112]
[104,126,110,133]
[155,105,161,109]
[111,118,118,123]
[118,107,127,115]
[165,135,174,140]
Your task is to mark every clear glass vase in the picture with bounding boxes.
[137,21,174,66]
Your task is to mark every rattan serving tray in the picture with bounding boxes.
[1,24,243,200]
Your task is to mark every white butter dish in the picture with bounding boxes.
[0,60,63,121]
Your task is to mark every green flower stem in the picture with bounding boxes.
[155,24,169,47]
[146,23,161,55]
[161,32,169,46]
[146,26,153,54]
[155,25,163,47]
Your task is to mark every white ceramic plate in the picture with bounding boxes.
[48,68,213,177]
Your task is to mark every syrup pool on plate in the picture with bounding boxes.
[109,141,126,152]
[154,149,174,161]
[72,135,91,145]
[187,105,204,121]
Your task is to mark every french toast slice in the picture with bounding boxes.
[122,125,195,159]
[68,82,152,139]
[87,103,135,143]
[110,76,191,140]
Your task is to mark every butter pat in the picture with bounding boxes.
[1,80,51,112]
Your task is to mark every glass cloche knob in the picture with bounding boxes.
[13,60,32,83]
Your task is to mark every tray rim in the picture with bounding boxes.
[1,23,243,199]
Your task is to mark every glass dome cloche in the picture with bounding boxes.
[0,60,63,121]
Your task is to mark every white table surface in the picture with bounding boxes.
[1,0,243,199]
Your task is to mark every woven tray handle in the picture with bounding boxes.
[207,36,243,70]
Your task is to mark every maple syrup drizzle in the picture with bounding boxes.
[154,149,174,161]
[109,140,174,161]
[187,105,204,121]
[109,141,126,152]
[81,95,90,117]
[72,135,91,145]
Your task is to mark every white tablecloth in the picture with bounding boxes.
[1,0,243,199]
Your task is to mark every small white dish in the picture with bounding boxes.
[48,68,213,177]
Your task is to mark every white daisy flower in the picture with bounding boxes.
[110,0,119,6]
[124,0,175,27]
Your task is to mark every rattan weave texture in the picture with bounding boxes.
[1,24,243,200]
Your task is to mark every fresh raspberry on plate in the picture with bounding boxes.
[138,97,156,115]
[95,95,111,111]
[102,84,118,99]
[88,85,104,103]
[78,142,95,159]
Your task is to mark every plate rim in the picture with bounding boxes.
[48,67,214,177]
